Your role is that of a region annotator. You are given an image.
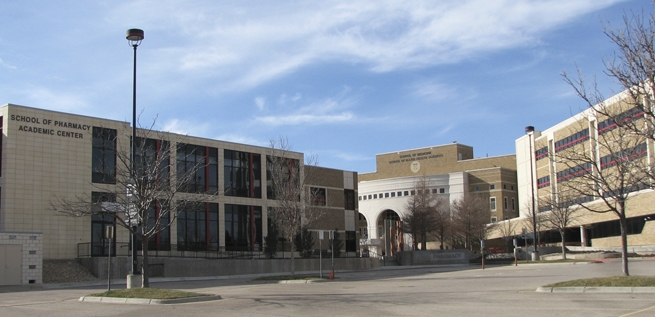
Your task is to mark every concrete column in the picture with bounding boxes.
[580,225,588,247]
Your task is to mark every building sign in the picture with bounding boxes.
[10,114,90,139]
[388,151,444,164]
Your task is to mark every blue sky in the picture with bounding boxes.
[0,0,649,173]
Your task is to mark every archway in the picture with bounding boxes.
[358,212,370,257]
[376,209,403,257]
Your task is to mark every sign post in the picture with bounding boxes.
[329,230,334,279]
[480,240,486,270]
[318,230,324,279]
[105,225,115,291]
[513,238,518,266]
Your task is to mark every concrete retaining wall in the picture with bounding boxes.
[80,256,379,279]
[396,250,469,266]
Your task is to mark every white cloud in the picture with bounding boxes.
[409,80,458,101]
[161,118,211,136]
[214,133,266,147]
[21,88,89,113]
[105,0,625,91]
[0,58,16,69]
[255,97,266,111]
[255,112,354,126]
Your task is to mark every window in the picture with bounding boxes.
[266,156,298,199]
[475,186,480,191]
[512,198,516,210]
[404,191,409,196]
[598,107,644,134]
[177,202,219,251]
[385,192,390,198]
[373,194,378,199]
[344,190,355,210]
[177,144,218,194]
[537,176,550,189]
[554,129,590,152]
[368,195,372,199]
[391,192,396,197]
[346,231,356,253]
[600,143,647,169]
[490,184,495,190]
[398,191,403,196]
[311,187,327,206]
[225,150,261,198]
[491,217,497,223]
[92,127,116,184]
[535,146,549,161]
[490,197,496,211]
[139,200,171,251]
[226,204,262,251]
[410,190,416,195]
[134,138,170,189]
[504,197,508,209]
[91,192,116,257]
[557,163,592,182]
[439,188,445,194]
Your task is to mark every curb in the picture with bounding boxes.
[78,295,222,305]
[536,286,655,293]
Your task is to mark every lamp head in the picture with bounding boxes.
[126,28,144,47]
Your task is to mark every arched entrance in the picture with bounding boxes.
[358,212,370,257]
[376,210,403,257]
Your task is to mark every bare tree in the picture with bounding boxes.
[451,194,490,250]
[538,189,583,260]
[493,218,518,253]
[554,124,649,276]
[431,205,451,250]
[266,137,321,276]
[524,201,545,249]
[401,177,444,250]
[563,7,655,147]
[52,126,212,287]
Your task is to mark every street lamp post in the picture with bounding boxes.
[525,126,539,261]
[126,28,144,286]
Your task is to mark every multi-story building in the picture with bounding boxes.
[358,143,518,256]
[514,91,655,249]
[0,103,358,284]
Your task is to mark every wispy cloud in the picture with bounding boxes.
[254,112,354,126]
[254,97,266,111]
[22,88,89,113]
[161,118,211,136]
[106,0,625,92]
[0,58,16,69]
[214,133,266,147]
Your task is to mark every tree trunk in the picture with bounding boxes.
[560,230,567,260]
[619,216,630,276]
[141,235,150,288]
[289,236,296,276]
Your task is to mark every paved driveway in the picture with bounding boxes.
[1,257,654,317]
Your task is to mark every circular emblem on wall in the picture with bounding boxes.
[410,161,421,173]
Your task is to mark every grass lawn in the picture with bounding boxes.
[545,276,655,287]
[89,288,210,299]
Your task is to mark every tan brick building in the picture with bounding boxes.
[509,91,655,250]
[0,104,358,284]
[358,143,518,255]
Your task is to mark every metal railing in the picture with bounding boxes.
[78,241,363,259]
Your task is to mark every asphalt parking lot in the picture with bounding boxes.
[1,257,654,317]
